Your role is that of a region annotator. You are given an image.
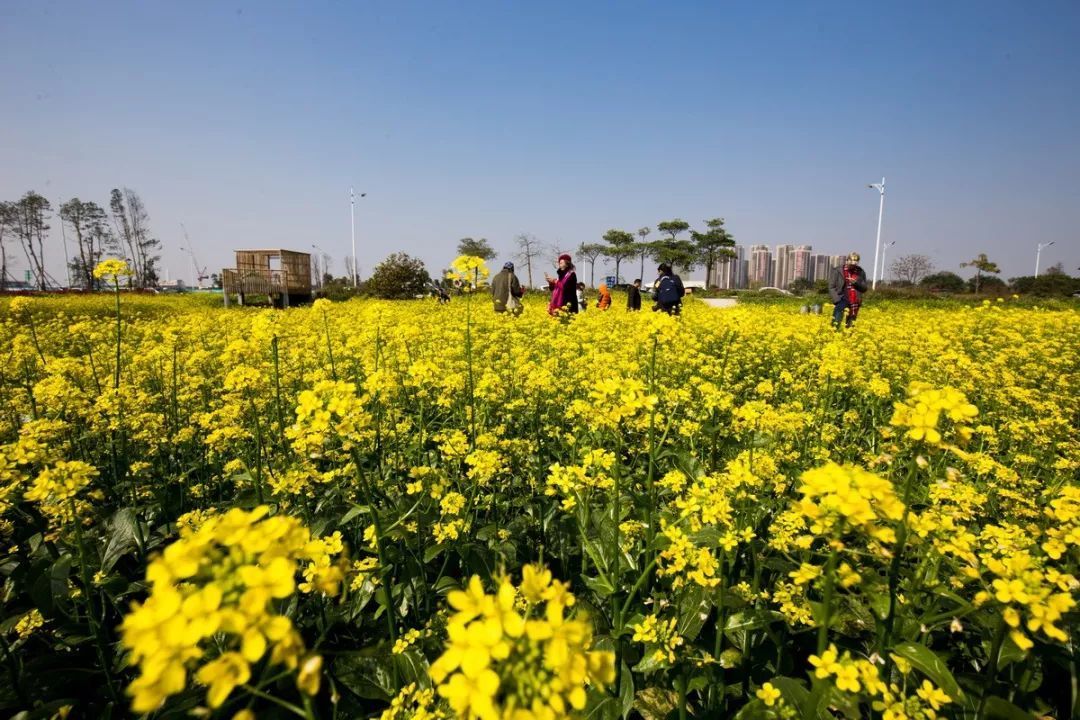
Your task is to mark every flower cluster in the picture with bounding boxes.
[809,644,953,720]
[890,383,978,447]
[446,255,491,291]
[119,506,346,712]
[92,258,134,283]
[430,565,615,719]
[793,463,905,544]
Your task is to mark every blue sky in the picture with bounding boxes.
[2,0,1078,285]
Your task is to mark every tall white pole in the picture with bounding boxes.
[1035,241,1055,277]
[350,187,357,287]
[870,177,885,290]
[880,241,895,284]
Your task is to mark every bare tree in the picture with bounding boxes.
[13,191,52,290]
[636,226,651,282]
[514,233,544,288]
[889,254,934,286]
[0,201,16,290]
[60,198,113,289]
[576,242,605,288]
[110,188,161,288]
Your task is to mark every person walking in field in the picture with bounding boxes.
[545,254,580,316]
[576,283,587,312]
[491,261,524,315]
[627,279,642,311]
[829,252,868,329]
[653,263,685,315]
[596,282,612,310]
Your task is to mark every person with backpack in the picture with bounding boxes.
[653,263,685,315]
[490,261,524,315]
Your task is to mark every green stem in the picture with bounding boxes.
[71,507,119,702]
[817,548,840,655]
[881,457,919,664]
[975,621,1008,720]
[0,633,27,706]
[112,284,121,389]
[240,684,311,718]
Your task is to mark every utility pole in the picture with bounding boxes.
[1035,241,1055,277]
[867,177,885,289]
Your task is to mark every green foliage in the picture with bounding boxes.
[602,230,638,283]
[960,253,1001,294]
[456,237,497,261]
[364,252,431,299]
[1009,273,1080,296]
[920,271,967,293]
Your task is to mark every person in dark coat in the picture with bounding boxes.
[544,254,579,316]
[490,261,523,314]
[829,252,868,329]
[627,279,642,311]
[653,264,685,315]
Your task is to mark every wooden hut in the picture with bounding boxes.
[222,249,312,307]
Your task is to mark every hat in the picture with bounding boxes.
[503,261,514,271]
[558,253,572,264]
[847,252,860,263]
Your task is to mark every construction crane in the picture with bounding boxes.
[179,223,210,287]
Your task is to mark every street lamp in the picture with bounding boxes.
[1035,241,1055,277]
[880,240,896,284]
[867,178,886,290]
[350,189,367,288]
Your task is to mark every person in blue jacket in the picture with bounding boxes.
[653,263,685,315]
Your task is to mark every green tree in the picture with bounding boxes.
[110,188,160,288]
[576,242,605,288]
[13,191,52,290]
[366,252,431,299]
[457,237,497,261]
[919,271,966,293]
[652,219,696,270]
[960,253,1000,294]
[1010,272,1080,296]
[690,218,735,288]
[60,198,113,289]
[601,229,636,284]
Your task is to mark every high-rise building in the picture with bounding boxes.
[793,245,813,283]
[811,254,832,283]
[749,245,771,287]
[713,245,747,289]
[774,244,795,289]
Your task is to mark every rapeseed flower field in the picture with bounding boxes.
[0,270,1077,719]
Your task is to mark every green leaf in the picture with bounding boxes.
[724,609,784,632]
[677,583,712,641]
[981,696,1035,720]
[890,641,964,702]
[582,573,615,599]
[339,503,369,526]
[423,543,447,563]
[634,687,679,720]
[102,508,142,571]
